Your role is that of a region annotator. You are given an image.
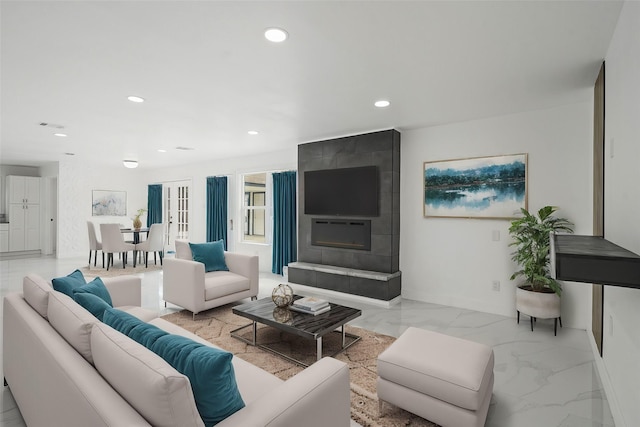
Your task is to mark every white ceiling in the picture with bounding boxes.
[0,1,622,170]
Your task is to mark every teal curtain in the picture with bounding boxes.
[147,184,162,226]
[206,176,228,249]
[272,171,297,275]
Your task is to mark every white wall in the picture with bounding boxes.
[601,3,640,426]
[57,157,147,258]
[400,102,593,329]
[57,147,296,268]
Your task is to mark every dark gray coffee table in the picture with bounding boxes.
[231,295,361,367]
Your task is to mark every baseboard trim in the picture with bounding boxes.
[587,331,626,427]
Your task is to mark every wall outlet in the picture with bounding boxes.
[492,230,500,241]
[492,280,500,292]
[609,314,614,336]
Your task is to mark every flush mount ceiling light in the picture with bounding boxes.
[264,27,288,42]
[248,130,259,135]
[123,160,138,168]
[127,96,145,103]
[54,133,67,137]
[374,100,390,108]
[157,149,167,153]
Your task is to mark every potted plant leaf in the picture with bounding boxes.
[508,206,573,335]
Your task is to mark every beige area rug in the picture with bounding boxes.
[161,306,439,427]
[81,262,162,278]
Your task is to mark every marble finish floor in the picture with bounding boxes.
[0,255,614,427]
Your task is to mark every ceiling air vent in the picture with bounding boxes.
[39,122,65,129]
[175,146,195,151]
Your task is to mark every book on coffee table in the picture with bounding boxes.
[289,304,331,316]
[293,296,329,311]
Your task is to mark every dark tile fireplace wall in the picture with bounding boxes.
[290,129,401,300]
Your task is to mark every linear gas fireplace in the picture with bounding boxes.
[311,219,371,251]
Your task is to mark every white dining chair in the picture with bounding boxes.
[87,221,104,268]
[100,223,137,270]
[135,223,164,268]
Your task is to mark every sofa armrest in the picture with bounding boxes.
[102,276,142,307]
[224,252,259,296]
[216,357,351,427]
[163,258,206,314]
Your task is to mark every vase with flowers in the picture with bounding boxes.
[132,208,147,230]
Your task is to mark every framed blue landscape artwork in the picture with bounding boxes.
[424,153,528,219]
[92,190,127,216]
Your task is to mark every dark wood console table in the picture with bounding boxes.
[552,234,640,289]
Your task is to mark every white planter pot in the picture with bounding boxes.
[516,285,561,335]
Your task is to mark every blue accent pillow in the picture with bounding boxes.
[51,269,86,297]
[73,277,113,306]
[189,240,229,272]
[102,308,168,348]
[150,334,245,426]
[74,293,112,321]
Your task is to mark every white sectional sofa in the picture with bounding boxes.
[3,273,351,427]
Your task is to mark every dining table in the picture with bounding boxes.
[119,227,149,244]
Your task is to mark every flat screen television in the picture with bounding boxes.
[304,166,378,216]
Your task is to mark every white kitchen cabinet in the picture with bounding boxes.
[7,176,40,204]
[6,176,41,252]
[0,224,9,252]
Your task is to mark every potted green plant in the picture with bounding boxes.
[132,208,147,230]
[508,206,573,334]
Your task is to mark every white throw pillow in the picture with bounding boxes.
[91,323,204,427]
[47,291,97,364]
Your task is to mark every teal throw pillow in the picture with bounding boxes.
[102,308,167,348]
[189,240,229,273]
[51,269,86,297]
[150,334,245,426]
[74,293,112,321]
[72,277,113,306]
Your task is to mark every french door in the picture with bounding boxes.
[163,180,191,253]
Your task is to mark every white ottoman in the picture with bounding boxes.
[377,327,494,427]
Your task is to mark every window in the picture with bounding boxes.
[242,172,268,243]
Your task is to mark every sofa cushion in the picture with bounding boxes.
[175,239,193,260]
[117,306,159,322]
[204,272,251,300]
[72,277,113,306]
[23,274,52,318]
[189,240,229,272]
[51,269,86,297]
[103,308,167,348]
[151,334,245,426]
[47,291,97,364]
[91,323,204,427]
[74,292,112,321]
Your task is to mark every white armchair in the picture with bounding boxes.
[163,239,259,317]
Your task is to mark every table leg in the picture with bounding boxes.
[342,325,346,348]
[317,336,323,362]
[252,321,257,345]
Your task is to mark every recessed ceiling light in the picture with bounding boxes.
[123,160,138,168]
[157,149,167,153]
[248,130,259,135]
[374,100,390,108]
[127,96,145,103]
[264,28,288,43]
[54,133,67,137]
